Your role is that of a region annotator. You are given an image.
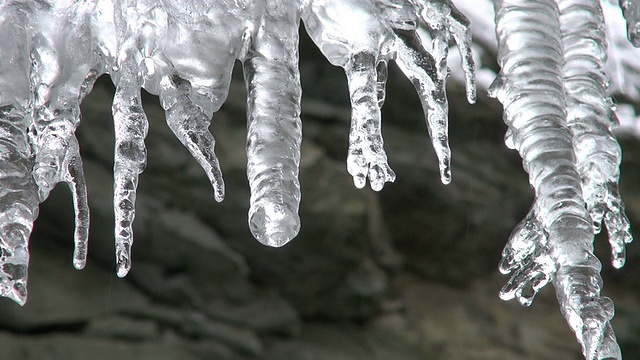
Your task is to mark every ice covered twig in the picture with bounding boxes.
[559,0,633,269]
[491,0,620,357]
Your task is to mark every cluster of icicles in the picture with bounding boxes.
[0,0,637,358]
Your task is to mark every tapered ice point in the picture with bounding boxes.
[160,74,226,203]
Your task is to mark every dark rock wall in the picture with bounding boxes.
[0,32,639,360]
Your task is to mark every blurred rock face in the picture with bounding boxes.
[0,33,639,360]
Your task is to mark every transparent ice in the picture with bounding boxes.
[0,0,636,359]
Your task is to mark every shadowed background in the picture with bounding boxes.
[0,30,639,360]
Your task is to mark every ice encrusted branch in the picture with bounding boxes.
[491,0,632,358]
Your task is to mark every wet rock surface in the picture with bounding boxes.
[1,36,640,360]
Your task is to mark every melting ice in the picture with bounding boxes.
[0,0,638,359]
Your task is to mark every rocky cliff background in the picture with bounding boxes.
[1,31,640,360]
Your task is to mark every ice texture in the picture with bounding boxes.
[303,0,476,187]
[490,0,631,358]
[244,0,303,247]
[0,2,40,306]
[559,0,632,270]
[0,0,474,297]
[620,0,640,45]
[0,1,637,358]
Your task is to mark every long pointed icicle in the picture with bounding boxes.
[110,0,153,277]
[490,0,618,358]
[243,0,302,247]
[559,0,632,269]
[0,2,40,306]
[395,33,451,183]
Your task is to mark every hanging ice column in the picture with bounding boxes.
[490,0,633,358]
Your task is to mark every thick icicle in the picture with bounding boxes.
[30,2,101,270]
[619,0,640,46]
[559,0,632,269]
[110,0,153,277]
[302,0,396,191]
[0,2,40,305]
[243,0,302,247]
[491,0,618,358]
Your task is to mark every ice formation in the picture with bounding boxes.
[0,0,473,300]
[489,0,632,357]
[0,0,636,358]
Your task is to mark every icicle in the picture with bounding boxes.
[301,0,476,187]
[344,52,397,191]
[619,0,640,46]
[157,1,242,204]
[159,74,225,202]
[418,0,476,104]
[491,0,618,358]
[243,0,302,247]
[30,2,102,271]
[110,0,154,277]
[0,2,40,306]
[377,0,454,184]
[302,0,396,191]
[559,0,632,269]
[383,0,477,184]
